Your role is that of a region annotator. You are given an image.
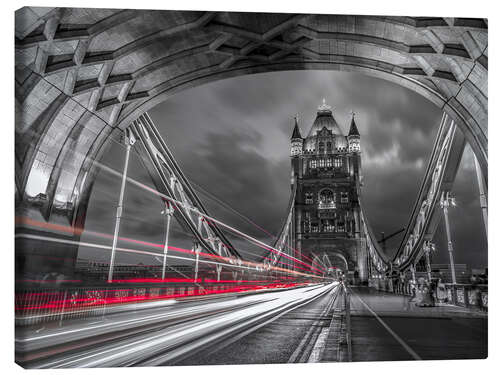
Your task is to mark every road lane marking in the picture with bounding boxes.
[288,285,339,363]
[307,286,343,363]
[307,326,330,362]
[142,284,337,366]
[353,293,422,360]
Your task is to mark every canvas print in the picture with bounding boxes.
[15,6,488,368]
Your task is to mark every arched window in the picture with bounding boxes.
[341,192,348,203]
[305,192,313,204]
[323,220,334,232]
[318,189,336,209]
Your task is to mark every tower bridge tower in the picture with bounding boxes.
[290,100,367,282]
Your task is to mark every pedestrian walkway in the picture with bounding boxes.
[344,287,487,361]
[350,287,487,318]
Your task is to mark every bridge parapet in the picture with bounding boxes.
[369,278,487,312]
[15,279,312,327]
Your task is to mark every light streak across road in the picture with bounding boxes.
[17,283,338,368]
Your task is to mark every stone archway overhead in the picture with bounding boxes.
[15,8,488,223]
[326,252,350,271]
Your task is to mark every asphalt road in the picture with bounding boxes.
[177,282,342,365]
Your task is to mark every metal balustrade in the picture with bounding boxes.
[15,280,309,326]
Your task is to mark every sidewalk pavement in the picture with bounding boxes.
[349,287,487,319]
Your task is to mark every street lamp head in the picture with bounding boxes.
[424,240,436,253]
[440,192,456,208]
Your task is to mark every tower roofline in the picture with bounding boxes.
[291,115,303,139]
[306,99,344,138]
[348,112,360,137]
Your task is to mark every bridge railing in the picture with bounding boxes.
[442,283,488,310]
[15,279,310,327]
[369,278,487,311]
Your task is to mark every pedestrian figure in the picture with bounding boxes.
[405,278,417,311]
[436,278,446,303]
[416,278,435,307]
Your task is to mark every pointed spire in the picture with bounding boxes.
[291,114,302,139]
[318,98,332,112]
[348,111,360,137]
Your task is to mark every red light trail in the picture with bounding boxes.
[16,216,325,277]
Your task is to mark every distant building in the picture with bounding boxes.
[431,263,471,283]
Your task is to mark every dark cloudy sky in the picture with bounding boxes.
[80,70,487,270]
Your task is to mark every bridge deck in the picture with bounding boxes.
[16,284,487,367]
[177,284,344,365]
[178,286,487,364]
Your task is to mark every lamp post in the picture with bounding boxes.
[423,241,436,282]
[108,130,135,283]
[161,201,174,280]
[440,192,457,284]
[193,242,201,281]
[410,263,416,284]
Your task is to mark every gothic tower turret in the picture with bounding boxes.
[291,115,303,156]
[347,112,361,153]
[290,115,303,187]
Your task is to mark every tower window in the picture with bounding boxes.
[326,142,332,152]
[318,189,336,209]
[349,140,360,152]
[323,220,334,232]
[305,192,313,204]
[318,142,325,153]
[303,221,310,233]
[341,192,348,203]
[303,211,311,232]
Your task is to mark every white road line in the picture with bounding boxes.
[354,293,422,360]
[307,286,343,363]
[288,285,339,363]
[307,326,330,363]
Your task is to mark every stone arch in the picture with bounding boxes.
[326,252,350,272]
